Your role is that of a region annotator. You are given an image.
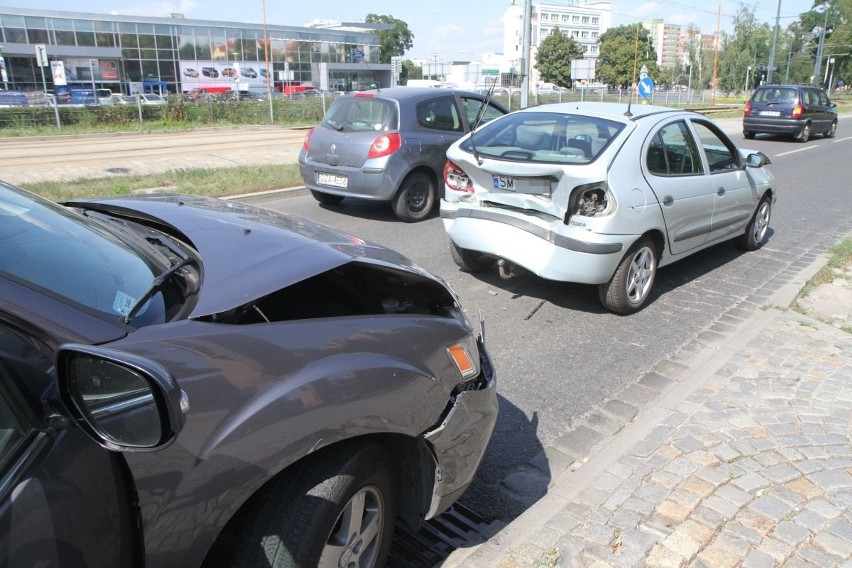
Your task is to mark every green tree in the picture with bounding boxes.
[364,14,414,64]
[790,0,851,88]
[401,59,421,84]
[596,24,659,88]
[534,31,585,88]
[716,4,773,95]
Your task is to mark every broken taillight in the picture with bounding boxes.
[444,160,473,192]
[367,133,401,159]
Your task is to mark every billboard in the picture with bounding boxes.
[179,60,267,92]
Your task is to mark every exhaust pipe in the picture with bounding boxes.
[497,258,519,280]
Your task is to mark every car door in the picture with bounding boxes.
[688,119,756,242]
[0,319,141,568]
[642,119,713,255]
[414,95,467,170]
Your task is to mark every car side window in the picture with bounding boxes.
[691,120,739,173]
[0,380,29,469]
[646,121,703,176]
[460,97,505,129]
[818,90,830,106]
[416,97,463,132]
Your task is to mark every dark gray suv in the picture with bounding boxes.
[743,84,837,142]
[299,87,507,222]
[0,182,497,568]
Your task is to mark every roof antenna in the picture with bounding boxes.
[625,23,642,118]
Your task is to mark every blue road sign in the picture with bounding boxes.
[638,76,655,99]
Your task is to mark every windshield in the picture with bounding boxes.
[322,96,398,132]
[461,111,625,165]
[0,183,186,327]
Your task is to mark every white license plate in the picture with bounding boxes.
[316,172,348,188]
[759,110,780,117]
[493,175,550,195]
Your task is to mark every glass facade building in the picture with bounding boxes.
[0,7,389,95]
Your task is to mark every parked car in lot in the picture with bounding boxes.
[299,87,508,222]
[743,84,837,142]
[0,182,497,567]
[138,93,167,105]
[441,102,776,313]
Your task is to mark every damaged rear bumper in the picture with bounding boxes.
[422,338,498,519]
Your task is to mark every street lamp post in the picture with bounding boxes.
[813,6,829,87]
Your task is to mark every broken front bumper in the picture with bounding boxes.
[423,338,498,519]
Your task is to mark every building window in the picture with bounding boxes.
[572,15,580,22]
[582,16,589,24]
[592,17,599,25]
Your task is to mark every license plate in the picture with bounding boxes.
[316,172,348,188]
[493,175,550,195]
[493,175,514,190]
[759,110,780,117]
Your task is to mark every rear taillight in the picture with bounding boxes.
[302,128,313,152]
[744,101,751,115]
[792,103,803,118]
[444,160,473,192]
[366,133,401,159]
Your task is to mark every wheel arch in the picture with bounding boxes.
[394,164,440,199]
[202,433,435,563]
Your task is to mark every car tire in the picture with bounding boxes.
[392,172,435,222]
[825,120,837,138]
[743,130,755,139]
[229,443,396,568]
[598,237,657,314]
[736,195,771,251]
[795,122,811,143]
[310,190,344,206]
[450,241,494,272]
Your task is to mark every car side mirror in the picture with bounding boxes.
[57,344,188,452]
[745,152,771,168]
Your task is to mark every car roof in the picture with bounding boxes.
[350,87,485,102]
[516,101,698,123]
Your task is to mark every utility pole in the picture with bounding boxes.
[813,7,829,87]
[766,0,782,84]
[520,0,532,108]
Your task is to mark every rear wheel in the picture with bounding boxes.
[736,196,771,251]
[743,130,755,139]
[450,241,494,272]
[825,120,837,138]
[795,122,811,143]
[392,172,435,222]
[598,237,657,314]
[229,444,397,568]
[310,190,344,206]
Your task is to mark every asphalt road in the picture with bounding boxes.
[3,118,851,527]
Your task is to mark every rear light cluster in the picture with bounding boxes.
[367,133,401,159]
[302,128,314,152]
[443,160,473,192]
[792,103,804,118]
[566,182,613,224]
[743,101,751,115]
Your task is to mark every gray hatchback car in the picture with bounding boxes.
[0,182,497,568]
[299,87,507,222]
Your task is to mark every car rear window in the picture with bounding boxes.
[752,87,797,104]
[461,111,625,164]
[321,96,398,132]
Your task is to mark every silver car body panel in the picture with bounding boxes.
[442,103,775,283]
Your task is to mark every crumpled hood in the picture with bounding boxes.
[65,194,425,318]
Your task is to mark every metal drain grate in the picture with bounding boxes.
[387,504,495,567]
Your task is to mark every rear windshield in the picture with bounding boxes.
[752,87,798,104]
[461,111,625,165]
[322,96,398,132]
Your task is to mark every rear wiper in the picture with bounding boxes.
[124,257,194,324]
[325,120,344,131]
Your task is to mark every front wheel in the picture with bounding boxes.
[392,172,435,222]
[229,444,397,568]
[598,237,658,314]
[736,196,771,251]
[450,241,494,272]
[825,120,837,138]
